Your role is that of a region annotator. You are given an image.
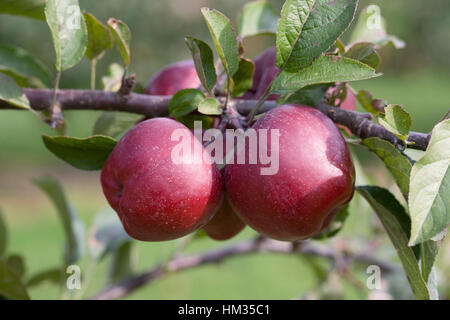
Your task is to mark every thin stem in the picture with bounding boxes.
[90,59,97,91]
[51,71,61,113]
[246,89,270,124]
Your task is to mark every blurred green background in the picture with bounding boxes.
[0,0,449,299]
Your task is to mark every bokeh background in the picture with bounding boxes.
[0,0,449,299]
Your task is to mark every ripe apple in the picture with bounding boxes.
[328,84,356,111]
[202,196,246,241]
[224,105,355,241]
[101,118,223,241]
[145,60,201,95]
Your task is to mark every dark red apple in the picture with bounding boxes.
[145,60,201,95]
[101,118,223,241]
[224,105,355,241]
[202,196,246,241]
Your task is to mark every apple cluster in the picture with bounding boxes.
[101,47,356,242]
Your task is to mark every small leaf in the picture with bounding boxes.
[0,0,45,21]
[356,90,379,116]
[276,0,358,72]
[176,114,214,131]
[26,268,61,288]
[42,135,117,171]
[185,36,217,95]
[314,205,349,239]
[201,8,240,78]
[271,55,381,95]
[198,97,222,115]
[344,42,380,69]
[362,137,412,198]
[84,12,114,61]
[107,241,136,285]
[108,18,131,67]
[420,241,441,283]
[278,83,331,106]
[88,209,131,261]
[379,105,411,139]
[231,58,255,97]
[357,186,430,300]
[33,176,86,266]
[409,120,450,245]
[349,5,405,49]
[0,209,7,257]
[0,73,30,109]
[169,88,205,118]
[0,43,52,88]
[93,113,142,139]
[6,255,26,279]
[237,0,278,38]
[0,259,30,300]
[45,0,87,71]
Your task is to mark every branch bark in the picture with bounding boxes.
[0,89,431,150]
[90,237,398,300]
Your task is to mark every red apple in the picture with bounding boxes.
[202,196,246,241]
[224,105,355,241]
[328,84,356,111]
[145,60,201,95]
[101,118,223,241]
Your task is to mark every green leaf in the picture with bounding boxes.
[271,55,381,95]
[42,135,117,171]
[409,120,450,245]
[362,137,412,198]
[176,114,214,131]
[107,241,136,285]
[108,18,131,67]
[349,5,405,49]
[314,205,349,239]
[0,0,45,21]
[6,255,26,279]
[344,42,380,69]
[201,8,240,78]
[277,83,331,106]
[356,90,379,116]
[357,186,430,300]
[0,209,7,257]
[0,73,30,109]
[231,58,255,97]
[88,209,132,261]
[45,0,87,71]
[26,268,61,288]
[237,0,278,38]
[33,176,85,266]
[185,36,217,95]
[0,259,30,300]
[84,12,113,61]
[93,112,142,139]
[198,97,222,115]
[169,88,205,118]
[276,0,358,73]
[0,43,51,88]
[379,105,411,139]
[420,241,441,283]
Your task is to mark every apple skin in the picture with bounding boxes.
[145,60,201,95]
[202,195,246,241]
[224,105,355,241]
[328,84,356,111]
[101,118,223,241]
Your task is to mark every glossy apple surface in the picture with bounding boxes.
[101,118,223,241]
[145,60,201,95]
[224,105,355,241]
